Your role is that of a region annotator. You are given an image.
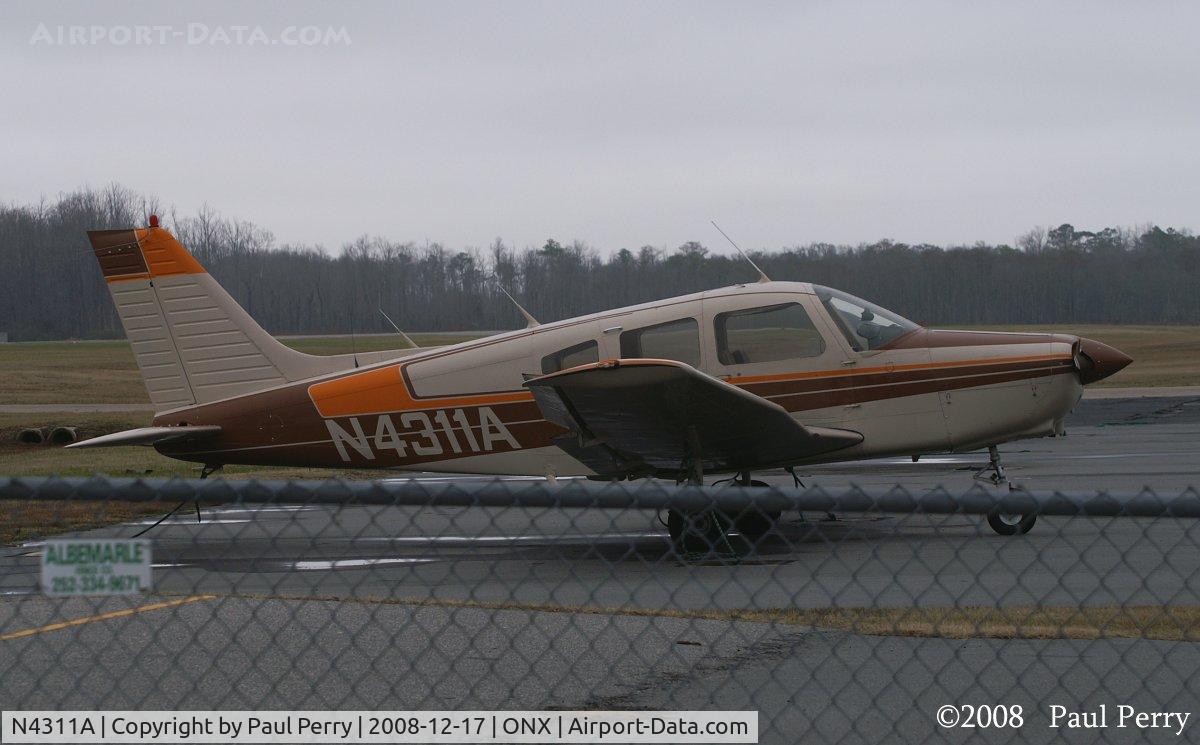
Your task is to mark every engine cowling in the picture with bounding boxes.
[1073,338,1133,385]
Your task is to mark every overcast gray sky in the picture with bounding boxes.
[2,1,1197,253]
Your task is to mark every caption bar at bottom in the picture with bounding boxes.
[1,711,757,744]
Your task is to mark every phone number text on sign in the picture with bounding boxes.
[41,539,152,596]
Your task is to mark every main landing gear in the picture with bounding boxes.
[974,445,1036,536]
[666,468,780,556]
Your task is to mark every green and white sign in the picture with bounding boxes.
[41,539,152,596]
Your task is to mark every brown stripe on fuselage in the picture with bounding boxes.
[737,356,1070,399]
[769,363,1073,412]
[154,352,1075,469]
[155,378,549,464]
[160,398,558,468]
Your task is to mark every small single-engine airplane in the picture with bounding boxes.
[75,218,1131,548]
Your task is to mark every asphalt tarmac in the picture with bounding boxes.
[1,394,1199,742]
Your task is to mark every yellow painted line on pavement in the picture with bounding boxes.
[0,595,215,641]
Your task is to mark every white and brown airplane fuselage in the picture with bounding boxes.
[78,223,1132,487]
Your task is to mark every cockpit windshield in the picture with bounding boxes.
[812,286,920,351]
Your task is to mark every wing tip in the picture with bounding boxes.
[806,426,865,452]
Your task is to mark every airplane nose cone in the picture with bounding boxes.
[1074,337,1133,384]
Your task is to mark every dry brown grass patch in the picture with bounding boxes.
[0,333,483,405]
[746,605,1200,641]
[962,324,1200,388]
[168,592,1200,642]
[0,499,176,544]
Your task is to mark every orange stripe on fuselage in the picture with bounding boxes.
[308,365,532,418]
[308,353,1072,420]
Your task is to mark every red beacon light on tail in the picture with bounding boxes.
[148,214,159,228]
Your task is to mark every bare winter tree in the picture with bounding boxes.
[0,187,1197,341]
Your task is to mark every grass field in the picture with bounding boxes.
[963,324,1199,389]
[0,500,176,545]
[0,334,483,541]
[0,333,484,405]
[0,326,1193,407]
[0,412,387,480]
[0,410,388,543]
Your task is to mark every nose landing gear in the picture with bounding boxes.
[974,445,1008,486]
[975,446,1037,535]
[987,511,1037,535]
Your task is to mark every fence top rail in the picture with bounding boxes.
[0,475,1197,518]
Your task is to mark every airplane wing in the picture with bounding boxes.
[524,359,862,477]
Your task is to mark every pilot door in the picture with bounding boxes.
[700,291,847,429]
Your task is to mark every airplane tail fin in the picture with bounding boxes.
[88,218,393,412]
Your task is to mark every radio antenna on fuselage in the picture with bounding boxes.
[377,308,420,349]
[496,283,540,328]
[711,220,770,283]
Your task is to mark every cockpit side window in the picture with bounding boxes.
[813,286,919,351]
[714,303,825,365]
[619,317,701,367]
[541,340,599,374]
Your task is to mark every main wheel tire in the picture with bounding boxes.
[667,509,685,543]
[733,509,781,541]
[987,512,1036,535]
[732,480,779,542]
[668,509,734,554]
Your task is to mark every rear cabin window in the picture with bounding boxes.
[541,340,599,374]
[714,303,825,365]
[619,318,701,367]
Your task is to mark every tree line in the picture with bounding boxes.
[0,185,1196,342]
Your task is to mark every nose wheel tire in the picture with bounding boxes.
[987,512,1036,535]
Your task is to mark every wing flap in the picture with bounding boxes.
[525,359,861,475]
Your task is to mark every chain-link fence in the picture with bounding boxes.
[2,476,1199,743]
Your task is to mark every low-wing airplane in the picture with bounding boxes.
[75,218,1131,549]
